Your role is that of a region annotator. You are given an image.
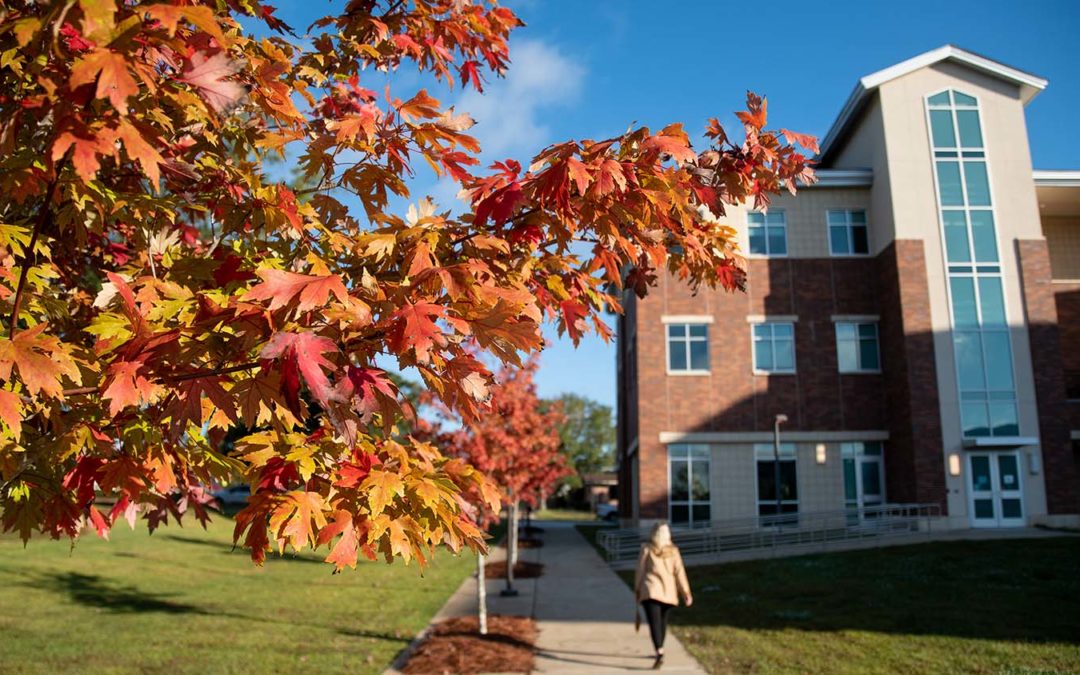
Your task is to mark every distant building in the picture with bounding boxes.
[616,46,1080,531]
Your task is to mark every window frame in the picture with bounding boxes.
[664,322,711,375]
[750,321,797,375]
[668,444,712,529]
[747,209,789,257]
[753,443,799,525]
[835,321,882,374]
[826,208,871,257]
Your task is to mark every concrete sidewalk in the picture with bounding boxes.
[387,521,706,674]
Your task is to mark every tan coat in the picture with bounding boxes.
[634,544,691,606]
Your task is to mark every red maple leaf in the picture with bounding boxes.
[260,332,340,408]
[179,52,246,114]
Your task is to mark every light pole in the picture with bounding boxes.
[773,414,788,527]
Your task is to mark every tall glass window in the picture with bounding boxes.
[755,443,798,525]
[927,90,1018,437]
[669,444,711,527]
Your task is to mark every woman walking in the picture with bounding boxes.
[634,523,693,670]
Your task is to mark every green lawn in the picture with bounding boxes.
[614,537,1080,674]
[533,508,597,522]
[0,516,475,674]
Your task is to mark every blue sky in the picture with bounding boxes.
[268,0,1080,408]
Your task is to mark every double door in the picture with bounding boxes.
[967,452,1024,527]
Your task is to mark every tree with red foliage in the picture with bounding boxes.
[0,0,814,571]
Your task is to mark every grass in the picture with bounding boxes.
[0,516,476,674]
[615,537,1080,674]
[532,508,597,522]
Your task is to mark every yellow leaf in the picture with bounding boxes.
[361,469,404,517]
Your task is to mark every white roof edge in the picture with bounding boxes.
[803,168,873,188]
[819,46,1048,164]
[1034,170,1080,187]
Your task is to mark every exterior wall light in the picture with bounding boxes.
[815,443,827,465]
[948,453,962,477]
[1028,449,1040,475]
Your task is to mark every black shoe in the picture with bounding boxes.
[652,654,664,670]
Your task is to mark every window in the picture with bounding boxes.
[748,211,787,256]
[666,323,709,373]
[669,444,711,527]
[755,443,798,525]
[927,89,1018,439]
[752,322,795,373]
[835,322,880,373]
[828,209,869,255]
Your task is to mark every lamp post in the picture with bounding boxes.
[773,414,788,527]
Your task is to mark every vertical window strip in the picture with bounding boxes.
[927,90,1018,438]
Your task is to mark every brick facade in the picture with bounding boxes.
[1019,240,1080,514]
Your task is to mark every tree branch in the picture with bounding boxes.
[9,173,62,338]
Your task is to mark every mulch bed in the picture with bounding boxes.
[400,615,537,674]
[484,560,544,579]
[516,537,543,549]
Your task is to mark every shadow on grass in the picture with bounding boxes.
[626,538,1080,646]
[26,571,411,644]
[41,572,207,614]
[158,534,326,565]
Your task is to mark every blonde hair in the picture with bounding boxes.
[649,522,672,549]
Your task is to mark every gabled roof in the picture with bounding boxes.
[818,45,1048,164]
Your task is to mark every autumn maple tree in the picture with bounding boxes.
[0,0,815,570]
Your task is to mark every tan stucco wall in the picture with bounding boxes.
[1042,216,1080,280]
[753,188,874,258]
[873,61,1049,521]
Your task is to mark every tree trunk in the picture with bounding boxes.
[509,499,520,568]
[477,551,488,635]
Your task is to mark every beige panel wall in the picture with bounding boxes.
[725,188,873,259]
[828,97,898,254]
[709,443,757,521]
[708,442,847,521]
[1042,216,1080,280]
[876,61,1048,521]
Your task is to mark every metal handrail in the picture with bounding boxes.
[597,503,942,562]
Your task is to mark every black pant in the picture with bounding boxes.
[641,599,674,651]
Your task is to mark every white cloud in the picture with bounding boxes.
[457,38,585,160]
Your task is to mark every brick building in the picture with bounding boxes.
[616,46,1080,530]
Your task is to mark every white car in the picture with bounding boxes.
[212,484,251,506]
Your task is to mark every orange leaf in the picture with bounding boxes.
[69,48,138,115]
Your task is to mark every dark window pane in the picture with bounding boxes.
[670,504,689,525]
[754,340,773,371]
[969,211,998,262]
[667,324,683,339]
[964,162,991,206]
[851,226,869,254]
[1001,498,1022,519]
[779,461,798,500]
[989,402,1019,436]
[860,337,880,370]
[749,228,766,254]
[691,504,711,525]
[943,211,970,263]
[843,459,857,501]
[973,498,995,519]
[767,227,787,255]
[930,110,956,148]
[691,460,710,500]
[830,225,849,254]
[998,454,1019,491]
[950,277,978,328]
[689,340,708,371]
[688,324,708,338]
[670,460,689,501]
[861,462,882,496]
[668,340,687,371]
[857,324,877,339]
[962,402,991,437]
[956,110,983,148]
[928,91,952,106]
[937,161,964,205]
[757,461,776,501]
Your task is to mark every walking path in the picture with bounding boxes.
[386,521,706,674]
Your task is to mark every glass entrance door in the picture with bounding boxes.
[843,442,885,524]
[968,452,1024,528]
